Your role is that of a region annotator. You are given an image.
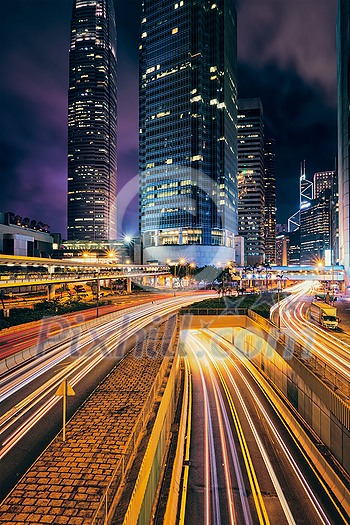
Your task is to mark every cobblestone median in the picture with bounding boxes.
[0,316,177,525]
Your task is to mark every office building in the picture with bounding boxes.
[264,138,276,263]
[337,0,350,282]
[313,171,335,199]
[234,236,246,266]
[0,211,53,257]
[237,98,265,265]
[314,170,339,264]
[67,0,118,241]
[288,228,300,265]
[288,210,300,233]
[139,0,238,266]
[300,191,331,264]
[276,223,288,234]
[332,170,340,264]
[276,233,288,266]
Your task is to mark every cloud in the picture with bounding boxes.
[237,0,338,105]
[238,61,337,224]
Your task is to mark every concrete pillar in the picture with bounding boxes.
[154,276,158,288]
[48,283,55,300]
[126,278,132,293]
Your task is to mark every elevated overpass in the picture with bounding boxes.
[0,254,171,296]
[240,264,345,284]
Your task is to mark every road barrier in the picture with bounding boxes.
[247,309,350,401]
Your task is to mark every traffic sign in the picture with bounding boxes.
[55,379,75,396]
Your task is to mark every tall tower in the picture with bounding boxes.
[300,160,313,210]
[237,98,265,266]
[67,0,117,241]
[337,0,350,281]
[139,0,238,266]
[264,138,276,264]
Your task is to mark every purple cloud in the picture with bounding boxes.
[237,0,337,105]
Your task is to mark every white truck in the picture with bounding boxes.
[309,302,339,330]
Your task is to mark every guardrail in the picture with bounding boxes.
[180,308,248,316]
[91,319,179,525]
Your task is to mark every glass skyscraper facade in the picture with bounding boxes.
[337,0,350,282]
[237,98,265,266]
[264,138,276,264]
[139,0,238,265]
[67,0,117,241]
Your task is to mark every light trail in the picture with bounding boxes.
[189,339,221,524]
[271,281,350,380]
[205,331,333,525]
[0,294,213,462]
[185,331,269,525]
[182,329,340,524]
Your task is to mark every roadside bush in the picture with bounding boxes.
[0,299,97,331]
[179,292,289,320]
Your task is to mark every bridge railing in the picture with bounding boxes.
[179,308,248,316]
[0,269,170,285]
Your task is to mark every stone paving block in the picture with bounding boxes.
[54,517,69,524]
[27,514,43,522]
[62,508,77,516]
[12,514,29,521]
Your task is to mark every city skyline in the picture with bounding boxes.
[0,0,338,239]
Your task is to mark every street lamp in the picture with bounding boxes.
[83,252,100,318]
[264,262,271,291]
[276,272,284,330]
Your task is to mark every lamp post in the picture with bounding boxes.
[83,252,100,318]
[276,272,284,330]
[264,262,271,291]
[243,266,253,293]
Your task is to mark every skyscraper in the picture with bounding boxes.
[67,0,118,241]
[139,0,238,266]
[300,160,313,210]
[337,0,350,282]
[313,170,338,264]
[313,171,335,199]
[300,191,331,264]
[237,98,265,266]
[264,138,276,264]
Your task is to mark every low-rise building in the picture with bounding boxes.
[0,211,53,257]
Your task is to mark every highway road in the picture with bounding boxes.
[0,292,212,500]
[270,282,350,386]
[0,292,190,360]
[180,329,347,525]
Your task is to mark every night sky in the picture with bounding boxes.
[0,0,338,240]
